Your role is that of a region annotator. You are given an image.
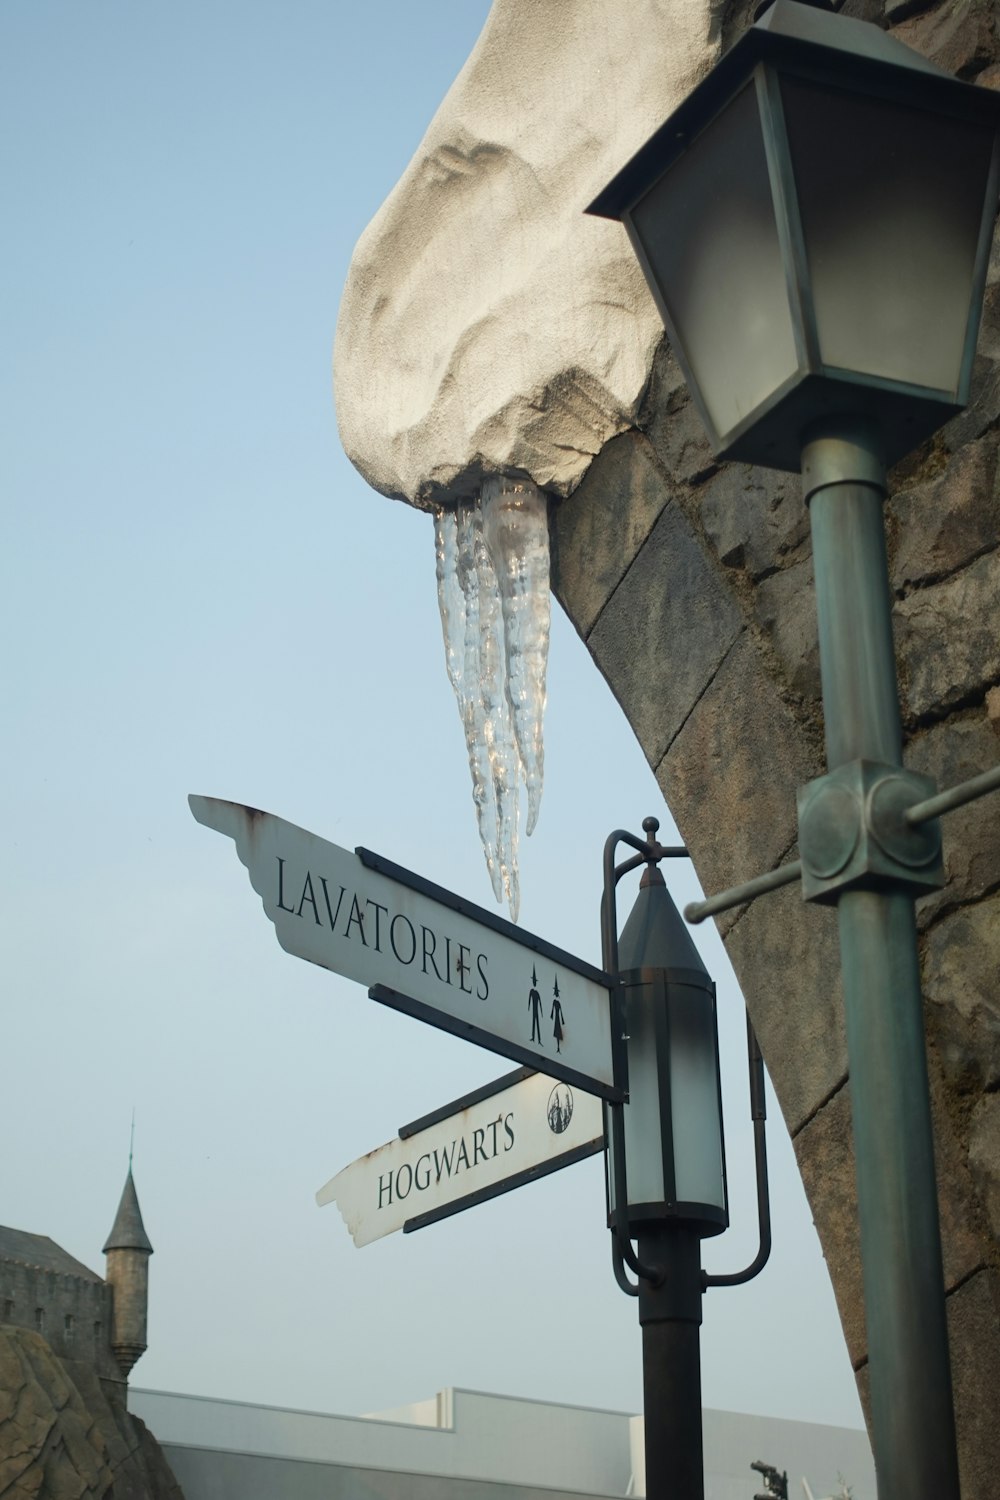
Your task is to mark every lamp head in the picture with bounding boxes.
[589,0,1000,471]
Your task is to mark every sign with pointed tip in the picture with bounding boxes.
[317,1067,605,1246]
[189,796,624,1100]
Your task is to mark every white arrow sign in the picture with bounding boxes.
[190,797,624,1100]
[317,1068,605,1246]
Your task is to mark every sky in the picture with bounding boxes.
[2,0,865,1441]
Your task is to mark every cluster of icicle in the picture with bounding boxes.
[434,477,550,923]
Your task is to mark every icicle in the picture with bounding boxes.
[434,478,550,923]
[455,504,504,904]
[434,507,464,700]
[474,517,520,923]
[482,477,550,836]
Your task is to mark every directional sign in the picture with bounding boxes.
[190,797,624,1100]
[317,1067,605,1246]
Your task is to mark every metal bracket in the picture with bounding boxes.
[685,762,1000,926]
[798,760,943,903]
[702,1015,772,1289]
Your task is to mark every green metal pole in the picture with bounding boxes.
[636,1224,705,1500]
[803,419,959,1500]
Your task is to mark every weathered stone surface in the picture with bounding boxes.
[945,1269,1000,1500]
[896,549,1000,720]
[794,1087,864,1366]
[724,883,844,1136]
[640,382,718,490]
[795,1068,986,1371]
[753,557,822,709]
[892,0,997,76]
[968,1092,1000,1239]
[889,434,999,589]
[584,498,744,768]
[697,464,809,582]
[550,432,671,638]
[335,0,719,509]
[907,711,1000,928]
[655,630,821,894]
[922,896,1000,1092]
[0,1327,181,1500]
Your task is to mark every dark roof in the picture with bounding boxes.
[103,1170,153,1254]
[0,1225,103,1282]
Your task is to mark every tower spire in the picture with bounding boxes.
[104,1158,153,1380]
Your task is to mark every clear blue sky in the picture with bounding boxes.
[2,0,864,1435]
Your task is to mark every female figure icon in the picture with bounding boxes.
[550,977,564,1053]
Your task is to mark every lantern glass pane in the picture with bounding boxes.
[629,79,800,442]
[782,78,994,395]
[619,977,666,1207]
[668,985,726,1210]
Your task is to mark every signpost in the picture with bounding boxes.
[189,796,624,1101]
[317,1067,604,1246]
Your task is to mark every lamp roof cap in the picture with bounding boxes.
[618,865,709,978]
[587,0,998,223]
[103,1169,153,1255]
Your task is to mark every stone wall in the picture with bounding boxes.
[1,1260,118,1382]
[550,4,1000,1493]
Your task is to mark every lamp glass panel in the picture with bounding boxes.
[668,986,726,1210]
[781,78,995,394]
[618,976,666,1207]
[629,80,800,442]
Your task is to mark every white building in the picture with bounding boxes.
[131,1384,875,1500]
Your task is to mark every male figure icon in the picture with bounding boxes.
[528,966,544,1044]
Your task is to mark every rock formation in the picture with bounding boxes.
[0,1325,182,1500]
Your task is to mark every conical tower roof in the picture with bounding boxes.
[103,1169,153,1255]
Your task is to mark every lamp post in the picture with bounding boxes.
[589,5,1000,1498]
[602,821,771,1500]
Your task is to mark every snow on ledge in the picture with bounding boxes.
[333,0,721,512]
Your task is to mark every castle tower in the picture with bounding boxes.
[102,1168,153,1379]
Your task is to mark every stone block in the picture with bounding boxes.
[587,496,743,768]
[906,711,1000,928]
[889,433,999,589]
[725,883,846,1135]
[698,465,810,581]
[641,383,718,490]
[946,1268,1000,1500]
[968,1092,1000,1239]
[895,549,1000,721]
[753,557,822,708]
[550,431,671,639]
[943,351,1000,451]
[793,1087,865,1366]
[794,1066,986,1372]
[893,0,997,77]
[922,895,1000,1091]
[636,337,690,423]
[655,630,821,899]
[928,1065,990,1290]
[885,0,936,24]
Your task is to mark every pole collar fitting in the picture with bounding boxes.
[797,761,944,903]
[800,418,886,505]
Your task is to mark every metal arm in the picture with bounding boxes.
[703,1015,772,1289]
